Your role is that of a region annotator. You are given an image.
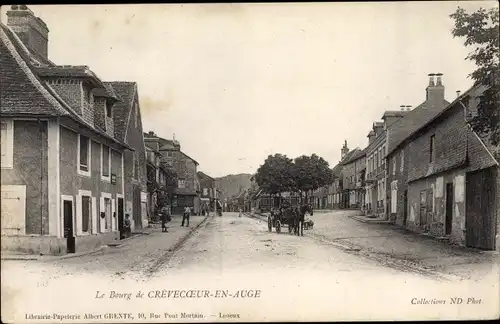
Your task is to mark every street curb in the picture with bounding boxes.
[349,215,392,224]
[1,245,108,261]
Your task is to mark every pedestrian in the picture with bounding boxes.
[123,214,131,238]
[181,206,190,227]
[160,204,171,233]
[238,207,242,217]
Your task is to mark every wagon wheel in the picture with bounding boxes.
[267,215,272,232]
[275,220,281,234]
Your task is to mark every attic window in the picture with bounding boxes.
[105,103,112,118]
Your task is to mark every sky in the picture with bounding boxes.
[2,2,498,177]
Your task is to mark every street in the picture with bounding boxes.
[2,210,499,321]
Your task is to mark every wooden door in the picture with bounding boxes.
[445,183,453,235]
[466,168,496,250]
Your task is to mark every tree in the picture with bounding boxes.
[254,154,295,197]
[450,6,500,145]
[292,154,333,203]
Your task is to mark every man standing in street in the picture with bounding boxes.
[182,205,190,227]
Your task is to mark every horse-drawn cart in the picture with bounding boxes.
[267,207,295,234]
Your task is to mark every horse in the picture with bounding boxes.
[294,203,313,236]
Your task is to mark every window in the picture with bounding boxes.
[104,197,111,230]
[132,152,139,179]
[400,150,404,172]
[81,195,91,233]
[1,120,14,169]
[178,179,186,188]
[78,135,91,176]
[101,144,110,179]
[105,103,112,118]
[166,151,173,158]
[203,188,208,196]
[392,157,396,176]
[429,135,435,162]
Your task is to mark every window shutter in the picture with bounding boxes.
[76,194,82,236]
[100,197,106,233]
[111,198,116,232]
[92,196,98,234]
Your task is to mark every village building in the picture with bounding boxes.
[144,142,168,222]
[385,73,450,225]
[197,171,217,214]
[391,83,499,250]
[341,148,366,209]
[106,81,148,230]
[0,6,137,255]
[143,132,201,214]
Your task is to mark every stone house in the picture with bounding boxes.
[401,84,499,250]
[327,164,343,209]
[106,81,148,230]
[1,7,133,255]
[385,73,450,225]
[143,132,201,214]
[197,171,216,213]
[341,148,366,209]
[144,142,168,221]
[364,122,388,217]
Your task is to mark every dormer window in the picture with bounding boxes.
[105,103,112,118]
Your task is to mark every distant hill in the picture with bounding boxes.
[215,173,252,199]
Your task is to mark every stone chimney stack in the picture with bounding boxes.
[425,72,445,110]
[7,5,49,61]
[341,140,349,160]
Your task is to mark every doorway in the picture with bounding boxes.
[118,197,124,239]
[445,183,453,235]
[403,190,408,227]
[63,200,75,253]
[466,168,496,250]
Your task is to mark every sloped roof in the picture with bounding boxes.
[35,65,107,88]
[340,148,362,165]
[342,147,366,165]
[93,83,121,102]
[0,24,69,117]
[197,171,214,181]
[106,81,136,142]
[180,151,199,166]
[331,163,343,178]
[387,98,450,157]
[0,23,132,150]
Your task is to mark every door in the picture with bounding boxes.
[445,183,453,235]
[118,198,124,239]
[403,190,408,226]
[63,200,75,253]
[133,186,142,229]
[419,190,427,228]
[426,189,434,226]
[466,168,496,250]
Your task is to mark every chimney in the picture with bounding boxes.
[428,73,436,87]
[400,105,405,111]
[435,73,443,86]
[148,131,155,136]
[405,105,412,111]
[7,5,49,61]
[425,72,445,110]
[456,90,461,98]
[341,140,349,160]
